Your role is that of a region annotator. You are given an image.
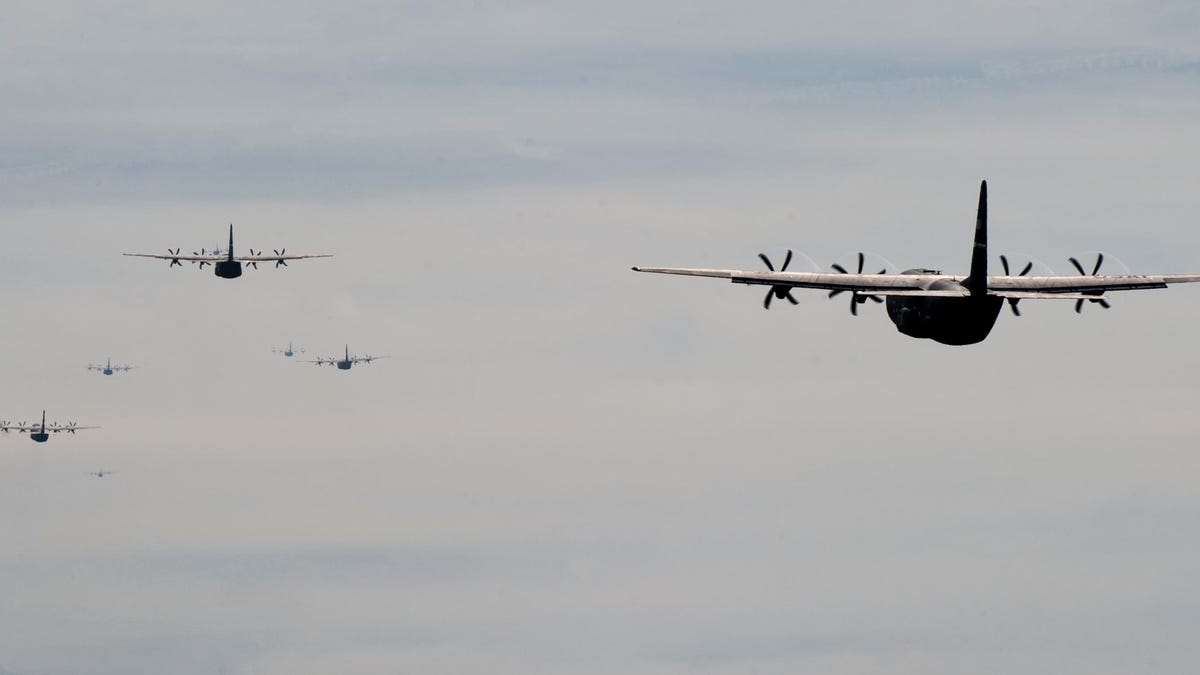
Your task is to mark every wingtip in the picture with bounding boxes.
[631,266,643,272]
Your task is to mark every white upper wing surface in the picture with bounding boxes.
[632,266,1200,298]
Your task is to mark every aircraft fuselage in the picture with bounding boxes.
[215,260,242,279]
[336,361,352,370]
[885,270,1003,345]
[103,368,114,375]
[31,431,49,443]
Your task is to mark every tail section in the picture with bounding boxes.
[965,180,988,297]
[41,410,46,431]
[228,224,235,261]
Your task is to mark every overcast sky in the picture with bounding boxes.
[3,2,1200,674]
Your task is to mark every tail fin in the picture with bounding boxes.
[965,181,988,297]
[228,224,235,260]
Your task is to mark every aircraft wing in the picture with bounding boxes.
[124,253,224,262]
[350,356,389,364]
[986,274,1200,295]
[0,423,37,432]
[633,266,1200,298]
[235,254,333,262]
[48,425,99,432]
[632,267,952,293]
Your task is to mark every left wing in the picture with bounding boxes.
[123,253,223,262]
[632,267,961,295]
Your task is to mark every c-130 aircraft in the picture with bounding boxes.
[124,225,331,279]
[633,181,1200,345]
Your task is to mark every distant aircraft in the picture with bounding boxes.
[1,411,98,443]
[88,470,115,478]
[633,181,1200,345]
[273,342,305,358]
[88,357,133,376]
[304,345,388,370]
[124,225,332,279]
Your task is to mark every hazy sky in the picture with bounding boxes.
[3,2,1200,674]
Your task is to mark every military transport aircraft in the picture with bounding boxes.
[1,411,98,443]
[88,470,115,478]
[273,342,305,358]
[303,345,388,370]
[633,181,1200,345]
[88,358,133,376]
[124,225,332,279]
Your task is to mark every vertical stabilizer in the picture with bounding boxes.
[965,181,988,296]
[228,224,235,260]
[41,410,46,431]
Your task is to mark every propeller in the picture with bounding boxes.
[0,421,10,433]
[17,421,27,433]
[246,249,261,269]
[756,250,799,309]
[167,248,182,268]
[1068,253,1112,314]
[274,248,288,268]
[999,255,1034,316]
[828,252,885,316]
[191,248,210,269]
[66,422,78,434]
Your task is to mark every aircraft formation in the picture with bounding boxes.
[2,225,369,462]
[7,183,1200,463]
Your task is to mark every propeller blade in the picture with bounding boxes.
[850,296,858,316]
[1008,298,1021,316]
[763,290,773,309]
[1075,299,1085,314]
[868,295,883,304]
[856,252,865,274]
[828,289,843,298]
[276,260,287,268]
[1069,256,1086,276]
[781,249,793,272]
[785,291,798,305]
[1020,261,1033,276]
[757,253,774,271]
[831,263,847,274]
[1091,253,1104,275]
[1096,298,1111,309]
[1000,254,1010,275]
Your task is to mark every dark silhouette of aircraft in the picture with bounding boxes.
[124,225,332,279]
[303,345,388,370]
[1,411,98,443]
[88,357,133,376]
[633,181,1200,345]
[88,470,115,478]
[273,342,305,358]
